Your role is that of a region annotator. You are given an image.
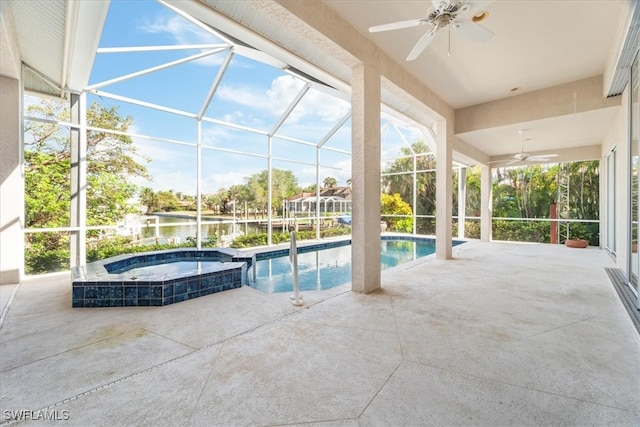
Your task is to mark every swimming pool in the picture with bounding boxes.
[71,248,254,307]
[72,237,462,307]
[251,237,446,293]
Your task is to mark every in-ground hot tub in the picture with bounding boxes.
[71,248,255,307]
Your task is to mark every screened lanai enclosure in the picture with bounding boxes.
[22,0,598,275]
[22,0,450,274]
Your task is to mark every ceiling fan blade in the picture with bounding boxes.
[526,154,559,161]
[452,20,494,43]
[459,0,495,15]
[369,19,426,33]
[406,27,438,61]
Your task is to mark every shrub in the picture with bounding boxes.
[86,236,195,262]
[229,226,351,249]
[464,221,481,239]
[381,193,413,232]
[492,220,550,243]
[321,226,351,238]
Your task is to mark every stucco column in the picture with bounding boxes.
[480,165,492,241]
[0,76,23,284]
[70,92,87,268]
[435,121,452,259]
[351,61,381,293]
[457,166,466,239]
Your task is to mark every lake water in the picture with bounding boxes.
[140,215,284,243]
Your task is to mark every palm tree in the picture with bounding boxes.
[139,187,157,214]
[323,176,338,188]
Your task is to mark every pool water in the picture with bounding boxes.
[110,260,222,278]
[252,239,436,293]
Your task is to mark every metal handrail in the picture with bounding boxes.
[289,231,303,306]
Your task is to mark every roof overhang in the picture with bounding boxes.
[2,0,109,98]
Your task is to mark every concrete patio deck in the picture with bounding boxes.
[1,241,639,426]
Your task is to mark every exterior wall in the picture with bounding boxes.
[601,85,630,270]
[456,76,621,134]
[0,75,23,284]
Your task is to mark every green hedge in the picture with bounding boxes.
[84,235,225,262]
[462,220,598,246]
[25,219,600,274]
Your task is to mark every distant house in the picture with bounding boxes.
[285,186,352,216]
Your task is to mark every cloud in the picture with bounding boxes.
[200,123,267,150]
[216,85,273,111]
[201,171,247,194]
[138,13,215,45]
[130,135,198,193]
[133,136,195,163]
[266,75,307,118]
[294,89,350,124]
[137,13,226,67]
[267,75,349,125]
[214,75,350,140]
[215,75,307,118]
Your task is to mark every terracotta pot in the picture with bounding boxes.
[565,239,588,248]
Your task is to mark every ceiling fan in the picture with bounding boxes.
[491,129,559,165]
[368,0,495,61]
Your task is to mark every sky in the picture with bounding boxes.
[84,0,425,195]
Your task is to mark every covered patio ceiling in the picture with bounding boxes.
[204,0,634,166]
[3,0,637,166]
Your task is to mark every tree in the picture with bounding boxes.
[139,187,158,214]
[382,141,437,216]
[24,98,150,273]
[155,191,180,212]
[567,160,599,219]
[208,187,232,214]
[301,183,317,193]
[243,169,300,217]
[489,161,599,244]
[493,165,556,218]
[323,176,338,188]
[464,166,482,216]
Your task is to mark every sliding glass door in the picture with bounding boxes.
[607,148,616,254]
[630,53,639,298]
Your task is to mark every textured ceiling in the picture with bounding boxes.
[324,0,626,109]
[4,0,634,164]
[8,0,66,94]
[196,0,630,163]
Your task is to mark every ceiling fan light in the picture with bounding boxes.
[472,11,489,22]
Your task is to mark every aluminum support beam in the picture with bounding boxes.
[70,92,87,268]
